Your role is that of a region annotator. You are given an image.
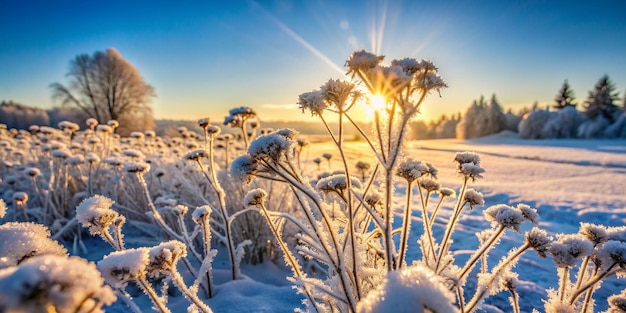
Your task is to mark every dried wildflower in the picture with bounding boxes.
[64,155,85,165]
[12,192,28,205]
[96,125,113,133]
[97,248,150,288]
[525,227,552,258]
[580,223,609,246]
[396,159,429,183]
[597,240,626,270]
[248,133,293,161]
[146,240,188,276]
[438,187,456,198]
[107,120,119,129]
[322,153,333,160]
[419,178,441,192]
[364,191,383,207]
[198,117,210,129]
[24,167,41,178]
[517,204,539,224]
[356,161,371,171]
[86,118,98,128]
[183,149,209,161]
[130,132,144,140]
[76,195,118,236]
[244,188,267,207]
[501,271,519,291]
[316,174,361,194]
[415,71,448,93]
[459,163,485,181]
[463,188,484,209]
[484,204,525,232]
[321,79,356,109]
[298,90,327,116]
[230,155,258,184]
[549,234,594,268]
[391,58,422,76]
[192,205,212,223]
[124,162,151,174]
[123,149,144,159]
[454,151,481,165]
[51,149,72,159]
[346,50,384,76]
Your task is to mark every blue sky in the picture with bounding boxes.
[1,0,625,122]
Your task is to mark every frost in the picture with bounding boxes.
[549,234,594,268]
[463,188,484,209]
[484,204,525,231]
[0,255,116,313]
[75,195,118,235]
[356,264,457,313]
[0,222,68,269]
[97,248,150,288]
[230,155,258,184]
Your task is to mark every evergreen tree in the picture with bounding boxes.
[553,80,576,110]
[583,75,620,122]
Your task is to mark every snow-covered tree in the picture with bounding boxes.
[456,95,506,139]
[583,75,620,122]
[553,80,577,110]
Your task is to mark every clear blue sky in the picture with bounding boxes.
[1,0,625,122]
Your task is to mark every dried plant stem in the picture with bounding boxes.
[136,276,171,313]
[436,177,469,272]
[458,225,505,282]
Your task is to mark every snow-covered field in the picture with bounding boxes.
[100,134,626,312]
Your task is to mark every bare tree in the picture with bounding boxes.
[51,48,155,133]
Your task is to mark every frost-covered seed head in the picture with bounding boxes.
[346,50,384,75]
[107,120,119,128]
[230,155,258,184]
[0,222,68,269]
[459,163,485,181]
[316,174,361,194]
[356,160,371,171]
[396,159,430,183]
[244,188,267,207]
[607,226,626,242]
[96,125,113,133]
[86,117,98,128]
[147,240,187,276]
[86,152,100,164]
[97,248,150,288]
[124,162,150,174]
[484,204,525,232]
[463,188,484,209]
[248,132,294,161]
[321,79,356,108]
[517,204,539,224]
[12,192,28,205]
[501,271,518,291]
[597,240,626,270]
[364,191,383,207]
[24,167,41,178]
[298,90,327,116]
[192,206,212,224]
[322,152,332,160]
[75,195,118,235]
[580,223,609,246]
[525,227,553,258]
[454,151,481,166]
[207,125,221,135]
[122,149,144,158]
[183,149,209,161]
[197,117,210,129]
[438,187,456,198]
[419,178,440,192]
[0,255,116,313]
[549,234,594,268]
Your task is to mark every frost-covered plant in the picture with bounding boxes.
[0,255,116,313]
[0,221,68,269]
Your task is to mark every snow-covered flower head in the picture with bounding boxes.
[298,90,327,116]
[183,149,209,161]
[23,167,41,178]
[0,255,116,313]
[58,121,80,133]
[500,271,519,292]
[123,148,144,159]
[12,192,28,206]
[197,117,210,129]
[97,248,150,288]
[608,226,626,242]
[579,223,609,246]
[0,222,68,269]
[86,152,100,164]
[454,151,481,165]
[484,204,525,232]
[356,264,456,313]
[107,120,119,129]
[192,205,212,224]
[463,188,484,210]
[356,160,371,171]
[517,204,539,225]
[549,234,594,268]
[438,187,456,198]
[459,163,485,181]
[244,188,267,207]
[414,70,448,94]
[124,161,151,174]
[366,65,412,99]
[396,159,430,183]
[316,174,361,195]
[76,195,119,235]
[525,227,553,258]
[96,124,113,134]
[230,155,258,184]
[346,50,384,76]
[64,154,85,166]
[419,178,440,192]
[146,240,188,276]
[596,240,626,271]
[321,79,358,109]
[130,131,144,140]
[248,131,294,161]
[207,125,221,135]
[86,117,98,128]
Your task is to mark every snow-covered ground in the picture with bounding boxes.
[55,134,626,312]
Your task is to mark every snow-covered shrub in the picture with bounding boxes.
[578,115,611,139]
[0,255,116,313]
[520,106,585,139]
[603,111,626,138]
